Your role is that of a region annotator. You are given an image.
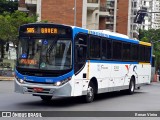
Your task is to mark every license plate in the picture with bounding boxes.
[33,87,43,92]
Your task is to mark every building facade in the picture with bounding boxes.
[152,0,160,29]
[105,0,157,38]
[18,0,109,30]
[18,0,160,39]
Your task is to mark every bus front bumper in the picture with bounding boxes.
[14,78,72,97]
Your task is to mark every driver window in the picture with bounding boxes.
[74,33,87,74]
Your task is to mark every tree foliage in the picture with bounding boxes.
[139,29,160,68]
[0,0,18,14]
[0,11,37,46]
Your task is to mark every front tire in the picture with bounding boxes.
[40,96,52,101]
[84,82,95,103]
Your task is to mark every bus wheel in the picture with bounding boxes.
[127,78,135,94]
[84,82,95,103]
[137,86,141,89]
[40,96,52,101]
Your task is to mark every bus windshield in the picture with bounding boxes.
[17,38,72,71]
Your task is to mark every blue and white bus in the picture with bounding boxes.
[15,23,151,103]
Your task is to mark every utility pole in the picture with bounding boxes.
[74,0,77,26]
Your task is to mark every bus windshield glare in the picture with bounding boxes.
[17,38,72,71]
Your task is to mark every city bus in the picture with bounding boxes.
[15,23,151,103]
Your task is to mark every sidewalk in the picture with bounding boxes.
[0,76,14,81]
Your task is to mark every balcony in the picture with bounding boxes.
[107,10,114,16]
[106,16,114,24]
[106,21,114,24]
[99,11,109,17]
[106,24,113,30]
[142,4,150,9]
[99,6,109,17]
[87,0,99,10]
[87,0,98,3]
[25,0,37,7]
[106,1,115,9]
[18,7,29,12]
[107,4,115,9]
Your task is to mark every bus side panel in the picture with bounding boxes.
[88,62,112,93]
[110,64,132,91]
[72,62,151,96]
[122,64,137,86]
[136,64,151,84]
[98,63,112,93]
[73,62,88,96]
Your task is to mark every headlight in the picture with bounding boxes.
[55,81,61,86]
[16,77,25,84]
[19,79,24,84]
[53,77,72,86]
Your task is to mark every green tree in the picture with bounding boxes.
[0,11,37,58]
[0,11,37,45]
[0,0,18,14]
[139,29,160,69]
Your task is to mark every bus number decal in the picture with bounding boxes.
[27,28,35,33]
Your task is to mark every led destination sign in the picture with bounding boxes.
[19,24,72,37]
[26,27,58,34]
[20,59,38,65]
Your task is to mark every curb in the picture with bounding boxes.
[0,77,14,81]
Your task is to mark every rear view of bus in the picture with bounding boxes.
[15,23,74,101]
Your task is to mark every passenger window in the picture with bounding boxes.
[145,46,151,62]
[122,43,131,61]
[102,39,107,60]
[139,45,145,62]
[101,38,112,60]
[131,44,139,61]
[112,41,122,60]
[89,36,101,59]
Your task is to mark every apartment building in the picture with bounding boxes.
[139,0,152,30]
[106,0,155,38]
[18,0,159,39]
[18,0,129,36]
[105,0,136,38]
[152,0,160,29]
[136,0,160,30]
[18,0,109,29]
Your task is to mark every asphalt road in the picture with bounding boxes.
[0,81,160,120]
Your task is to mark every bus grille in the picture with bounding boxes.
[27,87,51,94]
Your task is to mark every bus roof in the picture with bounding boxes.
[19,23,151,46]
[71,26,139,43]
[87,29,139,44]
[92,30,129,39]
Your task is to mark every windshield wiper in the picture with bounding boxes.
[47,36,58,53]
[45,36,58,64]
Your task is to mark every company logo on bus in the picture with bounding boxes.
[89,30,109,38]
